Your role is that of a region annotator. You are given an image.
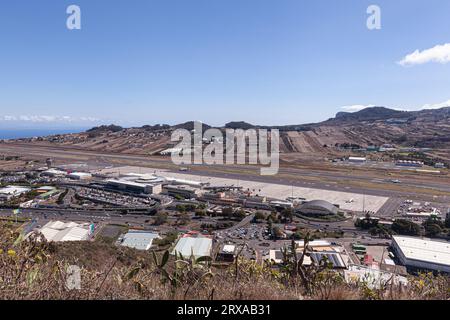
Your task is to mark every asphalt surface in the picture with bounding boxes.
[3,142,450,204]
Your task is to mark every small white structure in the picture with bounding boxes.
[295,240,332,248]
[348,157,367,163]
[160,148,191,156]
[67,172,92,180]
[268,249,312,265]
[392,236,450,273]
[172,236,213,259]
[405,208,439,218]
[36,221,91,242]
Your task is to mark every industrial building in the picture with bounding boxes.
[297,200,339,217]
[310,252,347,269]
[164,184,202,199]
[172,236,213,259]
[0,185,31,201]
[106,179,162,195]
[391,236,450,273]
[35,221,92,242]
[216,244,237,262]
[119,231,160,251]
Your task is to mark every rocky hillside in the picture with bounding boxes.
[6,107,450,157]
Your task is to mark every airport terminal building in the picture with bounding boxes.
[297,200,339,217]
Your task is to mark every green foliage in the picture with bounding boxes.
[57,189,69,205]
[152,250,214,299]
[422,216,446,237]
[195,209,207,217]
[153,231,178,248]
[392,219,421,236]
[0,222,448,300]
[254,211,266,222]
[153,212,168,226]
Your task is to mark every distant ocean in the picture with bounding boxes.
[0,128,86,140]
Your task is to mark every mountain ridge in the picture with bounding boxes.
[5,106,450,159]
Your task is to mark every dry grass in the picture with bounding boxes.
[0,222,448,300]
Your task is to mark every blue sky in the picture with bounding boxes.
[1,0,450,128]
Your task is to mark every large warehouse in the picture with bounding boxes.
[35,221,92,242]
[0,185,30,201]
[392,236,450,273]
[297,200,339,217]
[120,231,160,251]
[172,236,213,259]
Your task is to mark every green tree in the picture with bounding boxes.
[392,219,420,236]
[233,209,246,219]
[154,212,168,226]
[424,224,442,237]
[254,211,266,222]
[195,209,206,217]
[272,227,285,239]
[281,208,294,223]
[445,214,450,229]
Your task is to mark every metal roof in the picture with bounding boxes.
[295,240,331,248]
[393,236,450,267]
[221,245,236,254]
[0,186,30,195]
[173,237,212,258]
[299,200,339,214]
[121,231,159,251]
[39,221,90,242]
[310,252,347,268]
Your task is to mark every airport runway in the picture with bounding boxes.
[2,142,450,205]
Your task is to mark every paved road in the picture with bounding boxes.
[224,213,255,232]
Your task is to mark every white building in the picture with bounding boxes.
[120,231,160,250]
[0,186,31,201]
[42,168,67,177]
[67,172,92,180]
[392,236,450,273]
[348,157,367,163]
[172,236,213,259]
[35,221,91,242]
[106,179,162,194]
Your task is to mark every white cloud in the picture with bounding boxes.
[399,43,450,66]
[420,99,450,110]
[0,115,100,123]
[341,104,375,112]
